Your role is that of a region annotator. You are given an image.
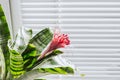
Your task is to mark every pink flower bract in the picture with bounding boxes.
[38,29,70,59]
[50,31,70,50]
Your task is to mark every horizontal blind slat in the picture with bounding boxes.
[20,0,120,79]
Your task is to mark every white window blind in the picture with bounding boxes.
[10,0,120,80]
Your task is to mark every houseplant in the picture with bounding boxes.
[0,5,74,80]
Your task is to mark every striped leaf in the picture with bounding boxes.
[38,67,74,74]
[0,5,11,80]
[9,49,25,78]
[22,44,37,71]
[29,28,53,55]
[16,67,74,80]
[0,6,10,42]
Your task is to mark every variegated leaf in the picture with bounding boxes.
[0,5,11,80]
[22,44,37,71]
[29,28,53,55]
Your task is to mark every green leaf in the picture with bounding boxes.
[38,67,74,74]
[22,44,37,71]
[29,28,53,55]
[31,50,63,70]
[16,67,74,80]
[9,49,25,78]
[0,5,11,80]
[0,7,10,42]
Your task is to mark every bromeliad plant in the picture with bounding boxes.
[0,5,74,80]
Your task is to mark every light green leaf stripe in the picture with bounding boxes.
[9,50,25,78]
